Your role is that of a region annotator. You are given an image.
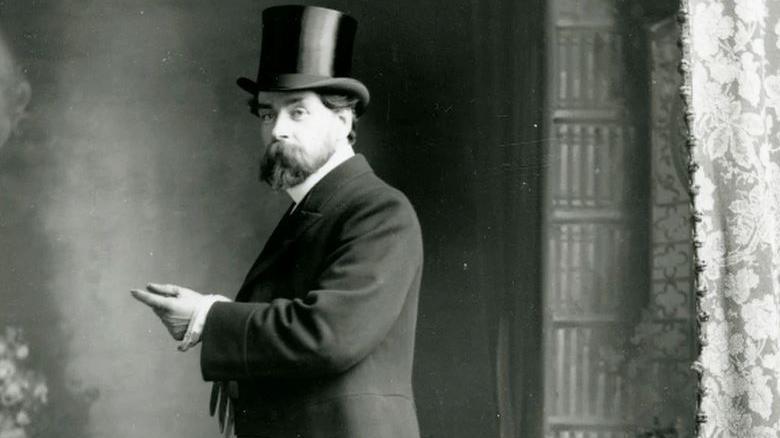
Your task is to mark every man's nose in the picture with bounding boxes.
[271,113,291,140]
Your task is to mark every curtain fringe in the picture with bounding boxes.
[677,1,709,436]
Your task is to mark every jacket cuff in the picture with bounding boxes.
[200,301,258,381]
[178,294,231,352]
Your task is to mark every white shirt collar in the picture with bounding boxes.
[286,146,355,207]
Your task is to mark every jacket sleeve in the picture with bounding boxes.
[199,191,422,381]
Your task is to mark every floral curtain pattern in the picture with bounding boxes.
[681,0,780,435]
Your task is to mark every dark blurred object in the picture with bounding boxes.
[636,417,678,438]
[0,29,30,149]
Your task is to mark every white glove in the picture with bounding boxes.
[132,282,231,344]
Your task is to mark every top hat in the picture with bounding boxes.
[237,5,370,115]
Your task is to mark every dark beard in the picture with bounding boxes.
[260,141,333,190]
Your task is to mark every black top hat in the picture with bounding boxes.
[237,5,370,115]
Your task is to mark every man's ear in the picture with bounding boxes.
[333,108,354,137]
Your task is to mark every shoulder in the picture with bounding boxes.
[339,171,417,219]
[321,171,421,242]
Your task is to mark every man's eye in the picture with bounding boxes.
[259,113,275,122]
[290,108,308,119]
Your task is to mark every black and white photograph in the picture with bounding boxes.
[0,0,778,437]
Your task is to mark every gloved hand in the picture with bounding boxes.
[130,283,206,341]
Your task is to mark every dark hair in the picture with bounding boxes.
[246,92,360,145]
[318,93,359,145]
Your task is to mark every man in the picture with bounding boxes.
[131,5,423,438]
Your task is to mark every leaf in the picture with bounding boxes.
[709,125,732,159]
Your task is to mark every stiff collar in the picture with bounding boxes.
[293,153,373,214]
[286,147,354,205]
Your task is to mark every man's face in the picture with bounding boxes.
[255,90,348,190]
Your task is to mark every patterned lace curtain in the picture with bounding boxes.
[681,0,780,436]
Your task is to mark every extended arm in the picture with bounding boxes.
[200,193,422,380]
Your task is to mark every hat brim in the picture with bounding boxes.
[237,74,370,115]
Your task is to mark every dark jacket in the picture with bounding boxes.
[200,154,423,438]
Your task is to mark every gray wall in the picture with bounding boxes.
[0,1,519,437]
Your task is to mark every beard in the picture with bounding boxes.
[259,140,334,190]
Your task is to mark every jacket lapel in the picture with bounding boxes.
[237,209,323,297]
[235,154,373,301]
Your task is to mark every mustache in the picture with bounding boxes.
[267,140,300,150]
[263,141,305,166]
